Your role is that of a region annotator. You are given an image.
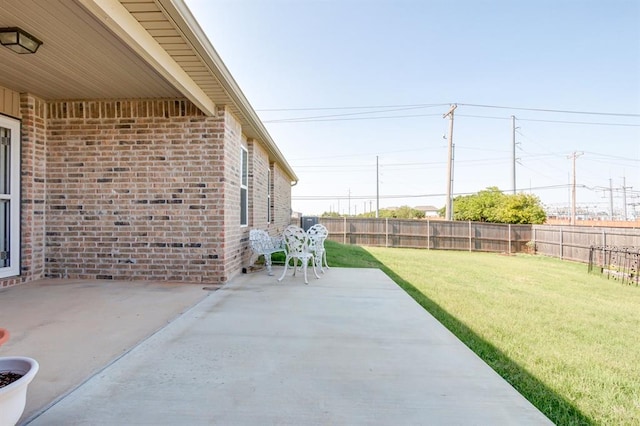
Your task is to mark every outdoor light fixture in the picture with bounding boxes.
[0,27,42,54]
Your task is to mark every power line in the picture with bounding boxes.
[264,113,442,123]
[264,105,443,123]
[582,151,640,162]
[263,112,640,126]
[457,103,640,118]
[290,147,441,161]
[257,103,450,112]
[259,102,640,117]
[292,184,583,201]
[517,118,640,127]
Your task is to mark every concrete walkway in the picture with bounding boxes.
[2,268,551,425]
[0,279,208,423]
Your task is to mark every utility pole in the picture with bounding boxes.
[443,104,457,221]
[511,115,517,194]
[609,178,614,220]
[622,176,628,221]
[568,151,583,225]
[348,188,351,216]
[376,156,380,218]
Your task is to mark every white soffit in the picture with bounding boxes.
[0,0,297,181]
[0,0,181,100]
[77,0,216,115]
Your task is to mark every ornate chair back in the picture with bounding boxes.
[307,224,330,272]
[278,225,319,284]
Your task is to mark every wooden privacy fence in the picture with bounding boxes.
[532,225,640,263]
[315,219,640,263]
[318,218,531,253]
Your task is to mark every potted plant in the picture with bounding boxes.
[0,328,39,426]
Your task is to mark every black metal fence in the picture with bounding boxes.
[588,246,640,285]
[532,225,640,263]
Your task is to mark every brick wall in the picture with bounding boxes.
[20,94,47,282]
[273,163,293,229]
[250,141,269,228]
[0,97,293,288]
[45,99,231,283]
[1,94,48,288]
[219,108,246,279]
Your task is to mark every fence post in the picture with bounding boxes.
[468,221,472,252]
[385,218,389,247]
[343,216,347,245]
[427,219,430,250]
[508,224,512,255]
[560,227,563,260]
[532,227,536,252]
[602,230,606,247]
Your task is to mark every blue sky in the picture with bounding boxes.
[185,0,640,218]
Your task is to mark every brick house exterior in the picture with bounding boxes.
[0,1,297,288]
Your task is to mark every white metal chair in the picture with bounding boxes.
[249,229,286,275]
[307,224,330,273]
[278,225,319,284]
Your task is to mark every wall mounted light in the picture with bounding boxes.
[0,27,43,54]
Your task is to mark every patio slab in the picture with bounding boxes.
[0,279,209,423]
[12,268,551,425]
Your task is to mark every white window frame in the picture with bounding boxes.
[267,167,271,224]
[0,115,21,278]
[240,146,248,227]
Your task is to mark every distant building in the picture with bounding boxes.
[415,205,440,217]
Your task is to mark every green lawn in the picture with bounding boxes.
[324,240,640,425]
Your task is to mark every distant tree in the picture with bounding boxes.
[320,211,341,218]
[376,206,425,219]
[454,187,505,222]
[395,205,426,219]
[358,211,376,218]
[497,193,546,224]
[440,187,546,224]
[354,206,424,219]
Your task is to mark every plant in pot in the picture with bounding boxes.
[0,328,40,426]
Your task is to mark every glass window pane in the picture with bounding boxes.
[240,188,247,225]
[0,200,9,268]
[241,149,248,187]
[0,127,10,195]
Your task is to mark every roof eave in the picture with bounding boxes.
[157,0,298,183]
[77,0,216,115]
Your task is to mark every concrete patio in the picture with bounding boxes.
[0,267,551,425]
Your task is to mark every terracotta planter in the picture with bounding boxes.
[0,357,39,426]
[0,329,8,348]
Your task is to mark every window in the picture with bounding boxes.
[0,115,20,278]
[240,146,248,226]
[267,168,271,223]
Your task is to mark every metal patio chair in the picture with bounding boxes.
[307,224,330,273]
[278,225,319,284]
[249,229,286,275]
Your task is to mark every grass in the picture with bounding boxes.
[323,240,640,425]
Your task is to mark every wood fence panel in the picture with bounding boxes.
[511,225,533,253]
[318,218,532,253]
[314,219,638,263]
[391,219,429,248]
[532,225,640,263]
